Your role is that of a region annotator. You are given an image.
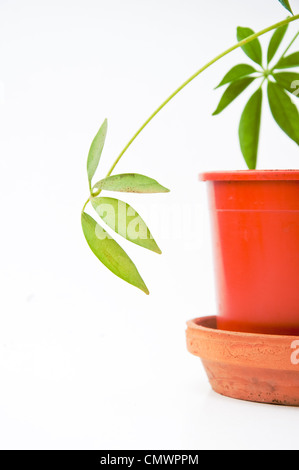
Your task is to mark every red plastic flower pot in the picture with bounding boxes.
[199,170,299,335]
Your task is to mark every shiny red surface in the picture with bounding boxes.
[200,170,299,182]
[203,172,299,335]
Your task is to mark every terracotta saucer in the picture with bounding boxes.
[186,316,299,406]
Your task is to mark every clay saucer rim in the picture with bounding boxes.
[186,316,299,372]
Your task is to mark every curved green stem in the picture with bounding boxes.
[82,197,91,214]
[105,14,299,178]
[270,29,299,73]
[280,29,299,58]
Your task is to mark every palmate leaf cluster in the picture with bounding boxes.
[213,23,299,169]
[82,121,170,294]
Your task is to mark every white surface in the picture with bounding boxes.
[0,0,299,450]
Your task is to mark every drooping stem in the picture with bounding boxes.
[105,14,299,178]
[82,197,91,213]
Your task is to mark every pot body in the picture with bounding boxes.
[200,171,299,335]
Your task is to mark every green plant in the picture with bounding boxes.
[213,23,299,169]
[279,0,294,14]
[81,1,299,294]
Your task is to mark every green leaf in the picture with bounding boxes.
[87,119,108,191]
[212,77,255,116]
[267,23,289,64]
[275,52,299,69]
[277,0,293,14]
[93,174,170,194]
[273,72,299,97]
[237,27,263,66]
[267,81,299,145]
[239,88,263,170]
[81,212,149,295]
[215,64,257,88]
[92,197,162,254]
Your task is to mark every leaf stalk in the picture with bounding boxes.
[105,14,299,178]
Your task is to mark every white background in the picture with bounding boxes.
[0,0,299,450]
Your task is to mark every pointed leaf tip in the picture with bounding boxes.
[215,64,257,89]
[93,174,170,194]
[277,0,293,15]
[267,23,289,64]
[239,88,263,170]
[213,77,255,115]
[275,52,299,70]
[91,197,162,254]
[87,119,108,191]
[81,212,150,294]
